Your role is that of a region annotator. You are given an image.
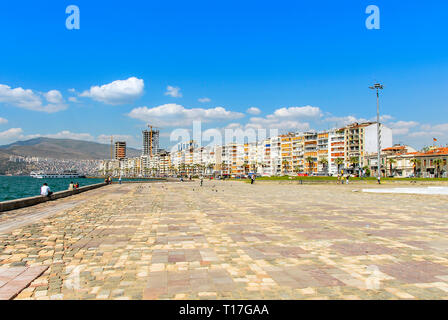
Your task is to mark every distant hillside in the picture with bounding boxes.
[0,137,141,160]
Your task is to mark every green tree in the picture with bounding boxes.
[410,158,421,177]
[433,159,444,178]
[282,160,289,174]
[335,157,344,174]
[306,156,315,175]
[319,157,328,174]
[388,158,397,177]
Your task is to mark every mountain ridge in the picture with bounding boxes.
[0,137,142,160]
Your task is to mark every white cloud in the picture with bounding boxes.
[226,123,243,129]
[0,117,8,124]
[272,106,322,118]
[198,97,211,103]
[0,128,24,143]
[421,123,448,132]
[246,107,261,115]
[43,130,94,141]
[128,104,244,127]
[0,84,67,113]
[388,121,420,135]
[80,77,144,105]
[324,114,394,127]
[379,114,394,122]
[0,84,41,109]
[324,115,367,126]
[0,129,139,147]
[44,90,64,104]
[0,129,99,146]
[165,85,182,98]
[68,97,79,103]
[97,134,139,148]
[244,105,321,131]
[246,118,311,131]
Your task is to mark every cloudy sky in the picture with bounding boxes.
[0,1,447,149]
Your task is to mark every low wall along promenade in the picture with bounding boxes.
[0,182,107,213]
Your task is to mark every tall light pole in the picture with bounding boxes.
[369,83,384,184]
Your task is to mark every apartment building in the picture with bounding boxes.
[291,135,304,174]
[303,132,318,174]
[328,129,345,175]
[114,141,126,160]
[280,134,294,174]
[100,121,395,178]
[317,132,329,174]
[344,122,393,174]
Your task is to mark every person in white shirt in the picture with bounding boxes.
[41,183,52,197]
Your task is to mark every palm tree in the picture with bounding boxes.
[433,159,444,178]
[207,163,215,175]
[388,158,397,177]
[410,158,421,177]
[282,160,289,175]
[319,157,328,174]
[221,161,227,175]
[179,163,186,176]
[363,165,370,177]
[349,156,359,173]
[305,156,315,175]
[335,157,344,174]
[243,160,250,175]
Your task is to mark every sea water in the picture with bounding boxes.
[0,176,104,202]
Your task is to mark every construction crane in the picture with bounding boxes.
[110,136,113,160]
[146,124,162,157]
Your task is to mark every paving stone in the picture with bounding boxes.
[0,181,447,299]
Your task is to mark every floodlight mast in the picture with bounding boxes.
[369,83,384,184]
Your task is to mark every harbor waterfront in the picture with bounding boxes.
[0,176,104,202]
[0,180,447,300]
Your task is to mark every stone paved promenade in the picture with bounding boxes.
[1,181,448,300]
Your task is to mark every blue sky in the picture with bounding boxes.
[0,0,447,149]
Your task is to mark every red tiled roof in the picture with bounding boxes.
[405,147,448,157]
[383,146,406,151]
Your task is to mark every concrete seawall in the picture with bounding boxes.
[0,182,107,213]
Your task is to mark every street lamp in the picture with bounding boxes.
[369,83,384,184]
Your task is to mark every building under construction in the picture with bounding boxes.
[142,127,160,157]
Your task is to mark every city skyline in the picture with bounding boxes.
[1,1,448,150]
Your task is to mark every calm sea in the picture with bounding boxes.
[0,176,105,202]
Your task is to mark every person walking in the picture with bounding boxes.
[119,176,122,185]
[41,183,53,197]
[250,174,255,185]
[200,176,204,187]
[346,174,350,185]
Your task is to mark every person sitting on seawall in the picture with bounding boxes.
[68,181,74,191]
[41,183,53,197]
[250,174,255,185]
[75,182,79,189]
